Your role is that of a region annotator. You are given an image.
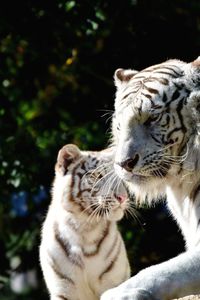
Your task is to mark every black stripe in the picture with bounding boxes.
[144,85,159,94]
[57,295,69,300]
[99,238,121,280]
[143,152,154,160]
[156,77,169,85]
[83,222,110,257]
[122,91,134,100]
[105,233,119,259]
[172,115,176,125]
[190,183,200,202]
[176,97,186,133]
[171,90,180,101]
[141,92,152,99]
[176,162,183,174]
[144,77,169,85]
[162,92,168,102]
[138,99,143,115]
[166,127,182,140]
[54,222,84,268]
[65,163,80,204]
[164,65,183,77]
[155,71,177,78]
[150,134,161,145]
[161,66,183,77]
[65,160,92,213]
[171,98,187,157]
[156,161,170,178]
[173,82,184,90]
[48,251,75,285]
[151,65,182,77]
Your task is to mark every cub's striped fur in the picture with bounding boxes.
[101,58,200,299]
[40,144,130,300]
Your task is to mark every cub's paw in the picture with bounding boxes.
[101,288,158,300]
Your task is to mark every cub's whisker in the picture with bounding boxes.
[91,169,114,196]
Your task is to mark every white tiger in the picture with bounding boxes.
[39,144,131,300]
[101,57,200,299]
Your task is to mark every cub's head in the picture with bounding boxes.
[54,144,129,222]
[112,58,200,201]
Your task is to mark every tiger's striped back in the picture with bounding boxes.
[40,144,130,300]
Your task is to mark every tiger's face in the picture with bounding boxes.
[112,59,200,198]
[55,144,129,221]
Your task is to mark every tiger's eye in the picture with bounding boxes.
[144,115,160,126]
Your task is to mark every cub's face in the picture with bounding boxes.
[111,60,200,196]
[56,144,129,221]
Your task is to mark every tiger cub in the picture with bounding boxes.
[39,144,131,300]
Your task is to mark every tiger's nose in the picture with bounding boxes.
[117,154,140,172]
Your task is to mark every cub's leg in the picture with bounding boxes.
[40,245,80,300]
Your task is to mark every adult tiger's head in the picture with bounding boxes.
[112,58,200,201]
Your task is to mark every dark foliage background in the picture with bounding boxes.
[0,0,200,299]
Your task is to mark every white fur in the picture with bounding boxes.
[101,58,200,299]
[40,148,130,300]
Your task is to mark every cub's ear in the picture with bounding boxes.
[56,144,81,175]
[114,68,138,88]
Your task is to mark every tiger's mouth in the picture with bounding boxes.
[114,163,148,182]
[150,162,170,178]
[114,162,170,184]
[131,173,147,180]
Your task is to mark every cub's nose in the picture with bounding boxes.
[115,194,127,203]
[117,154,139,172]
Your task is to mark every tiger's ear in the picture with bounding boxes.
[114,68,138,88]
[56,144,81,175]
[192,56,200,67]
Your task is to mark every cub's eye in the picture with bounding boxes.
[87,173,96,185]
[87,172,103,185]
[144,114,160,126]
